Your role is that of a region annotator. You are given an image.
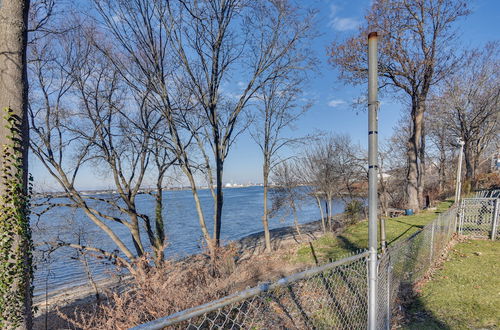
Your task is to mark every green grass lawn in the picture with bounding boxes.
[405,240,500,329]
[293,201,453,264]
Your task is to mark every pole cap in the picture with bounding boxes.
[368,32,378,39]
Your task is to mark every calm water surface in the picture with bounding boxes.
[32,186,346,296]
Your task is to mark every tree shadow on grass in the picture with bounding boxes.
[402,293,450,329]
[336,235,363,254]
[390,218,425,229]
[387,226,418,246]
[386,219,425,246]
[392,231,450,330]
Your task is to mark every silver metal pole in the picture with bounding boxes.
[455,140,464,204]
[380,217,387,253]
[367,31,379,330]
[491,199,499,240]
[429,221,435,264]
[385,259,391,330]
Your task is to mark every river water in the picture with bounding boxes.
[32,186,346,297]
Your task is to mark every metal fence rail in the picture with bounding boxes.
[474,189,500,198]
[132,251,369,330]
[131,200,496,330]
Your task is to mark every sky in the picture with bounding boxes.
[30,0,500,191]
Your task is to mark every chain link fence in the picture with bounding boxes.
[132,200,496,330]
[458,198,499,239]
[133,251,369,329]
[377,206,458,329]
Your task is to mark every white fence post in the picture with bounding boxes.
[491,199,499,240]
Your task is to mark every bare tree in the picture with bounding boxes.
[91,0,215,256]
[269,160,304,239]
[28,25,176,267]
[332,136,366,203]
[301,138,337,232]
[250,78,311,252]
[426,103,456,195]
[430,43,500,189]
[301,135,365,231]
[379,129,410,212]
[168,0,315,248]
[329,0,469,210]
[92,0,315,254]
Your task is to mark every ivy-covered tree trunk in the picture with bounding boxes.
[0,0,33,329]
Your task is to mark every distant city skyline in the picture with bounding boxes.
[30,0,500,191]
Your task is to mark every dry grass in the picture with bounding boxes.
[56,243,305,329]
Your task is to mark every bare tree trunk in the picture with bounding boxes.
[407,101,424,211]
[0,0,32,328]
[214,155,223,248]
[406,141,420,211]
[80,252,100,302]
[154,184,165,263]
[292,202,302,240]
[129,214,145,257]
[262,164,271,252]
[464,144,475,191]
[379,175,389,217]
[315,195,326,233]
[438,146,446,193]
[418,121,426,206]
[182,166,213,252]
[472,153,480,190]
[327,197,333,231]
[329,0,470,212]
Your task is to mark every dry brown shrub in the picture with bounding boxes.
[475,172,500,190]
[59,245,240,329]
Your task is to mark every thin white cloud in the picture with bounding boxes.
[328,4,360,31]
[331,17,360,31]
[328,99,347,107]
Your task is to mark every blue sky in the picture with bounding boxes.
[30,0,500,190]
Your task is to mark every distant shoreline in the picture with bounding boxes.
[33,184,264,198]
[33,185,365,199]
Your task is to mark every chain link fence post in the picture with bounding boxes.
[429,221,435,264]
[385,257,391,330]
[458,200,464,235]
[491,199,499,240]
